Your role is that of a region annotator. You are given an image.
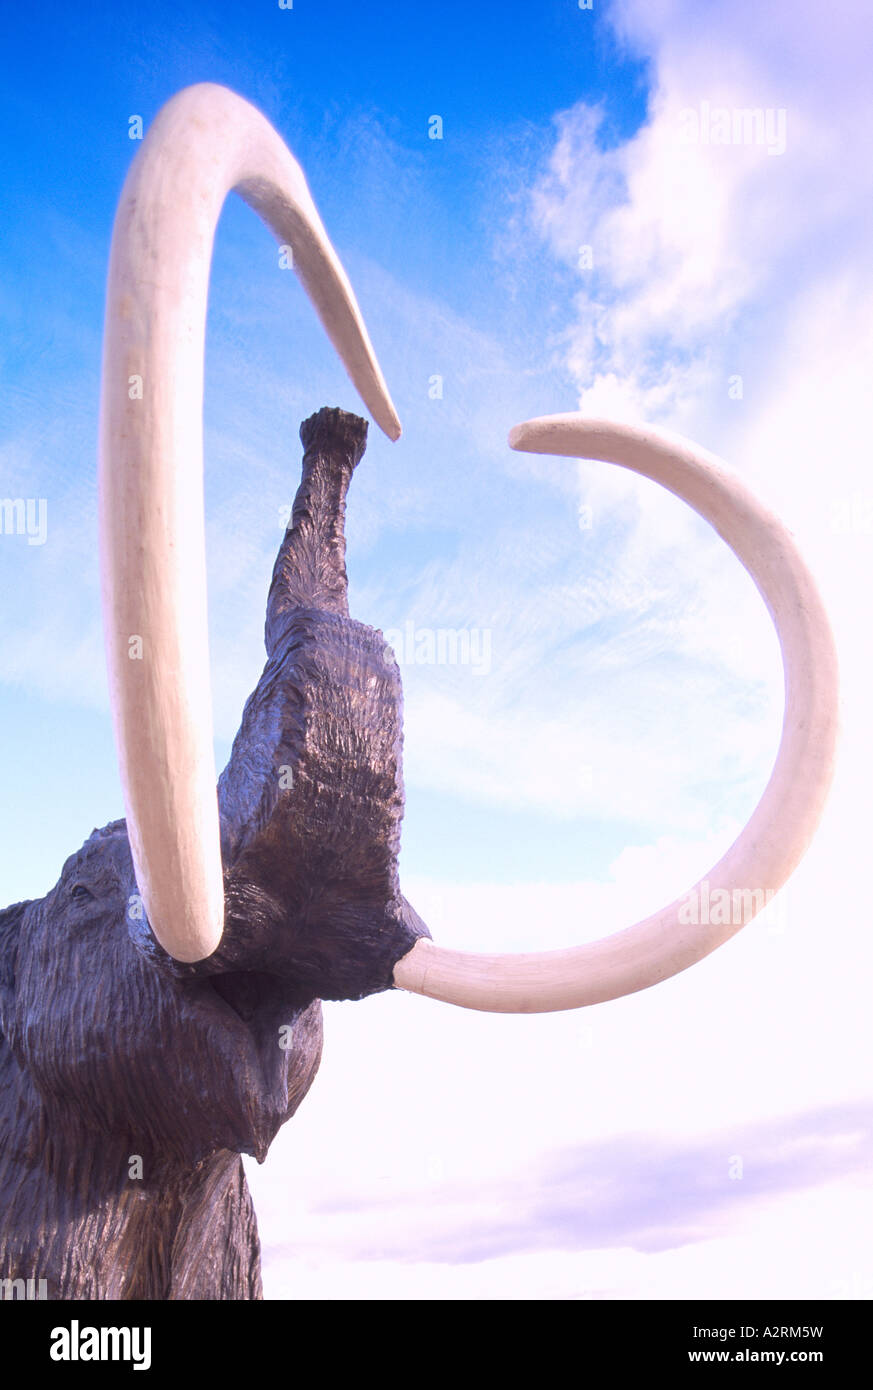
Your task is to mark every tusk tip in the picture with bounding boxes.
[508,419,546,452]
[380,409,402,442]
[508,415,582,455]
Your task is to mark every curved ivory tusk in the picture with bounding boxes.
[393,414,839,1012]
[99,83,401,963]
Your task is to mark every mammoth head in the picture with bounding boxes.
[211,404,428,1004]
[98,84,838,1021]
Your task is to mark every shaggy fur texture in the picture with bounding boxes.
[0,409,428,1299]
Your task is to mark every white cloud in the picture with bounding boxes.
[260,1181,873,1299]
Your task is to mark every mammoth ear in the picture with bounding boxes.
[0,900,29,1030]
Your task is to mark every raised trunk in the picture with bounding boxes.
[266,406,368,642]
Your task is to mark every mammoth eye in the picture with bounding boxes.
[70,883,96,905]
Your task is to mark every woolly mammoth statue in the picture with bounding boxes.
[0,85,838,1300]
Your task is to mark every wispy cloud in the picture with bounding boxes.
[263,1100,873,1266]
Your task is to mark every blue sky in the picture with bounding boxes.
[0,0,655,894]
[1,0,871,1299]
